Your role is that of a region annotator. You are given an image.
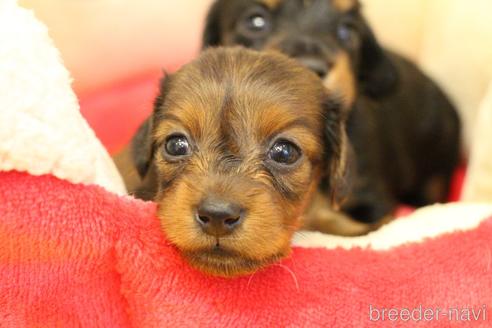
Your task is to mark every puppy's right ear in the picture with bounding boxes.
[320,95,350,208]
[202,0,224,48]
[131,74,172,179]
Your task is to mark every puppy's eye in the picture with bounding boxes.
[165,135,190,157]
[248,14,267,31]
[238,8,272,38]
[268,140,301,165]
[337,21,357,45]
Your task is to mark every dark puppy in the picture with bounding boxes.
[202,0,461,225]
[130,47,349,276]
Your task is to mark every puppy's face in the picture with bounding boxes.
[135,48,344,277]
[204,0,397,103]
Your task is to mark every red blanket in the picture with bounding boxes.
[1,171,491,327]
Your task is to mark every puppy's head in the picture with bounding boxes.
[134,47,345,277]
[203,0,397,104]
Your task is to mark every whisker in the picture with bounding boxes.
[274,263,300,291]
[247,271,257,289]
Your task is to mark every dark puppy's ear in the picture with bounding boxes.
[202,0,224,48]
[131,74,172,179]
[320,96,351,208]
[357,17,398,98]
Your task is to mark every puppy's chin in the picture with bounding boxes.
[182,246,289,278]
[157,184,300,277]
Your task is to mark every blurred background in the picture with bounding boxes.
[19,0,492,160]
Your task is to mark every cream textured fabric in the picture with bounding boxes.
[0,0,126,195]
[462,82,492,202]
[294,203,492,250]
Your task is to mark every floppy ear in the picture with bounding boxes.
[131,117,154,179]
[357,17,398,98]
[131,74,172,179]
[202,0,224,48]
[320,96,352,208]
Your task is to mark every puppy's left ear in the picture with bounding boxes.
[357,17,398,98]
[202,0,224,48]
[320,96,351,208]
[131,117,154,179]
[131,74,172,179]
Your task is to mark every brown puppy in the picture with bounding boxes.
[202,0,462,226]
[129,47,348,277]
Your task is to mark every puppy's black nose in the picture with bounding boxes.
[297,57,330,78]
[196,198,244,237]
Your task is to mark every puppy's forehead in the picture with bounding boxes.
[160,49,325,142]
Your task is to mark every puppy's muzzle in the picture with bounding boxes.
[297,57,331,78]
[195,197,245,237]
[275,36,334,78]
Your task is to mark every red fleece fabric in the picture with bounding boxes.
[1,171,490,327]
[79,72,160,154]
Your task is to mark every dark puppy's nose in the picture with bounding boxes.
[196,198,244,237]
[277,37,332,78]
[297,57,330,78]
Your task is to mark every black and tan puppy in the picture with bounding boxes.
[202,0,461,226]
[129,47,349,276]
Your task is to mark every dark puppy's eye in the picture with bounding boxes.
[268,140,301,166]
[165,135,190,157]
[249,14,267,30]
[238,7,272,38]
[337,21,357,45]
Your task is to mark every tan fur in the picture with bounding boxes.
[148,48,340,277]
[331,0,357,12]
[262,0,352,10]
[303,191,371,236]
[323,52,356,109]
[303,191,393,236]
[261,0,283,9]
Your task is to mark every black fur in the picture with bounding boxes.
[357,17,399,97]
[131,118,153,179]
